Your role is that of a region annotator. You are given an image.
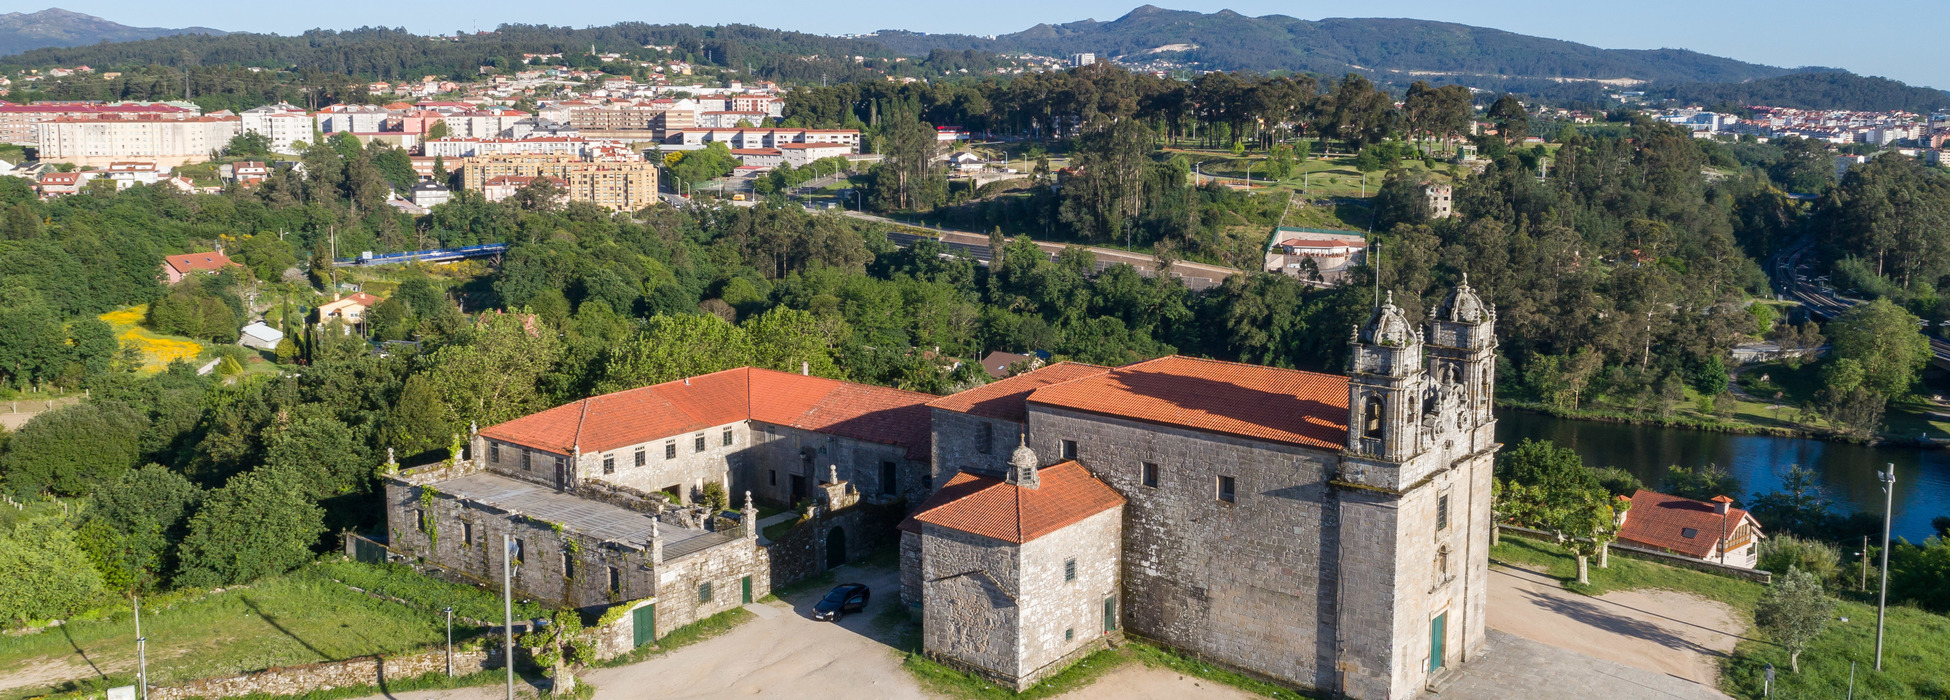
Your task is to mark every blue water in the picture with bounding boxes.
[1495,411,1950,542]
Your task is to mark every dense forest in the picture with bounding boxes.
[1651,71,1950,113]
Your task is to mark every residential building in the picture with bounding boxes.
[103,161,160,189]
[239,322,285,351]
[481,175,566,203]
[35,171,91,198]
[161,250,240,284]
[697,111,769,129]
[459,153,660,211]
[1615,490,1764,569]
[316,292,383,333]
[221,161,271,184]
[779,142,852,167]
[0,102,196,146]
[1426,183,1454,218]
[410,182,451,209]
[315,104,392,135]
[239,103,311,153]
[37,115,240,168]
[730,148,782,168]
[422,136,597,159]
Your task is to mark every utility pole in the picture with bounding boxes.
[503,534,515,700]
[1874,463,1894,671]
[134,595,147,700]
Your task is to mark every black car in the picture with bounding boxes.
[812,583,870,621]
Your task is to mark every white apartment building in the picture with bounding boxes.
[38,116,240,168]
[422,136,601,159]
[668,128,860,150]
[444,110,530,138]
[315,104,391,135]
[239,103,311,153]
[778,142,852,167]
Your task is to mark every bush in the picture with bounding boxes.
[700,481,729,513]
[75,464,201,592]
[1591,466,1643,497]
[0,514,107,624]
[0,400,149,496]
[1757,534,1841,586]
[174,465,326,588]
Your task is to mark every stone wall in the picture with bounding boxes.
[652,535,768,636]
[745,424,925,507]
[921,523,1022,681]
[576,419,751,505]
[1026,404,1340,690]
[150,648,499,700]
[1015,506,1122,688]
[928,408,1018,486]
[765,500,903,585]
[899,530,922,605]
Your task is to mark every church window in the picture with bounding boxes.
[1061,440,1078,460]
[694,434,706,452]
[521,450,532,471]
[977,422,993,454]
[462,522,473,546]
[723,428,734,446]
[769,470,777,486]
[608,566,621,593]
[1065,558,1077,582]
[699,581,713,602]
[1141,462,1158,488]
[1363,397,1386,438]
[880,462,897,495]
[1436,494,1450,532]
[563,552,575,580]
[1217,475,1236,504]
[489,443,501,463]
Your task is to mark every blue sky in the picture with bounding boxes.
[41,0,1948,89]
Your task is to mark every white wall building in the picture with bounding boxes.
[239,103,312,153]
[38,116,241,168]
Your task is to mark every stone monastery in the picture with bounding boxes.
[381,282,1498,700]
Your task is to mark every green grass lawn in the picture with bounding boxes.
[1495,533,1950,699]
[0,561,534,700]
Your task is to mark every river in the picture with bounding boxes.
[1495,411,1950,542]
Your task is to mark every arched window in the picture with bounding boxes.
[1363,396,1385,438]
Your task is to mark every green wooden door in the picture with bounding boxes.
[1429,612,1446,672]
[632,603,656,647]
[1103,597,1117,633]
[742,576,753,604]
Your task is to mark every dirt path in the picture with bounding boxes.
[1488,565,1745,691]
[1052,665,1259,700]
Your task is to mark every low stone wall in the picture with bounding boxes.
[1496,524,1772,584]
[766,501,904,586]
[150,648,502,700]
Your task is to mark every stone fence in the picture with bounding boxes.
[1496,524,1773,584]
[150,648,503,700]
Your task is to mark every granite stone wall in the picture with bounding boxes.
[921,523,1022,681]
[150,649,498,700]
[928,408,1017,486]
[1015,506,1122,687]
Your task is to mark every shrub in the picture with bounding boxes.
[1757,535,1841,586]
[0,514,106,624]
[700,481,729,513]
[174,465,325,588]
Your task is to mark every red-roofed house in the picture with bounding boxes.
[316,292,383,333]
[1616,490,1764,568]
[160,251,240,284]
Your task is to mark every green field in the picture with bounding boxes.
[0,561,539,700]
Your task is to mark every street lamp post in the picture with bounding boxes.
[444,606,454,677]
[503,534,515,700]
[1874,463,1895,671]
[134,595,147,700]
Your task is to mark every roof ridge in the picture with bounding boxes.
[572,397,593,453]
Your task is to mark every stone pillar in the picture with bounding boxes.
[741,491,758,540]
[649,519,663,563]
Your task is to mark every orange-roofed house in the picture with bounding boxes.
[160,251,240,284]
[315,292,382,334]
[1616,490,1764,569]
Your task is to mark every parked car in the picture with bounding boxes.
[812,583,870,621]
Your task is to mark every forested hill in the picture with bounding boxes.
[0,8,224,56]
[864,5,1789,85]
[1650,71,1950,113]
[0,23,908,80]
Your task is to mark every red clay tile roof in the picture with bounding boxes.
[478,367,934,460]
[1616,489,1761,558]
[906,461,1124,544]
[926,362,1110,422]
[163,251,239,274]
[1024,356,1349,450]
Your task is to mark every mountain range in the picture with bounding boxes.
[0,8,223,56]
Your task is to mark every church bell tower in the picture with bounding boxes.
[1344,291,1426,466]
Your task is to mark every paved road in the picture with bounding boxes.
[1774,238,1950,363]
[845,211,1238,291]
[1484,566,1740,695]
[1418,629,1729,700]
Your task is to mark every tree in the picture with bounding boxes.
[387,374,450,459]
[1,400,148,496]
[1746,466,1835,539]
[1824,299,1929,399]
[232,233,298,281]
[1497,438,1601,509]
[419,310,562,431]
[223,131,272,157]
[75,463,201,592]
[174,465,326,588]
[426,120,451,140]
[1660,464,1740,501]
[742,307,843,378]
[1320,74,1396,151]
[1488,95,1530,143]
[598,314,755,393]
[0,514,106,624]
[1372,170,1432,231]
[1554,488,1623,584]
[1753,567,1834,673]
[866,114,943,211]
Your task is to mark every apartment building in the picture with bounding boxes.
[315,104,392,135]
[459,153,659,211]
[423,136,598,159]
[37,115,240,168]
[239,103,311,153]
[0,102,196,146]
[779,142,852,167]
[668,128,860,150]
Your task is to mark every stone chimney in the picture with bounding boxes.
[649,518,663,562]
[1710,495,1732,514]
[741,490,759,540]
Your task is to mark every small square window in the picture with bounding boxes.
[463,522,474,546]
[1060,440,1078,460]
[1141,462,1158,488]
[489,443,501,463]
[1217,475,1236,504]
[723,428,734,446]
[635,449,646,467]
[522,451,532,471]
[769,470,778,486]
[1681,527,1699,539]
[1064,558,1077,582]
[603,456,615,475]
[694,435,706,452]
[608,566,621,593]
[665,442,676,459]
[1436,494,1450,532]
[699,581,713,602]
[562,552,575,580]
[1065,628,1075,641]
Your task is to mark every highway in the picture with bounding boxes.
[1772,239,1950,364]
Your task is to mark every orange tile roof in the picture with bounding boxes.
[926,362,1110,422]
[1616,490,1761,558]
[1025,356,1349,450]
[478,367,934,459]
[163,251,238,274]
[905,461,1124,543]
